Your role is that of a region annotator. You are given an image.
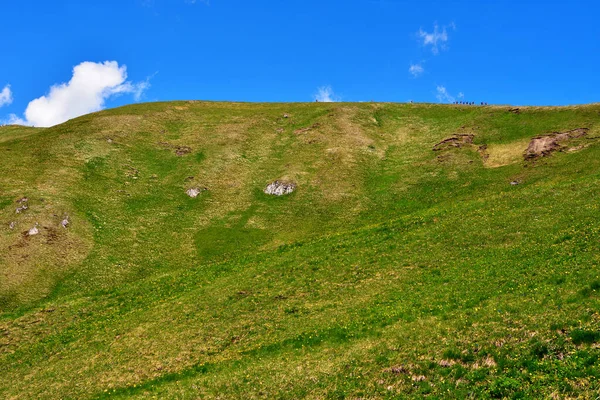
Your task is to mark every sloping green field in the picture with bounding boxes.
[1,101,600,398]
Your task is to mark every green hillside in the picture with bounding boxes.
[1,101,600,398]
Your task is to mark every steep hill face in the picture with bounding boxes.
[1,102,600,398]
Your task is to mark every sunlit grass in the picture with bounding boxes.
[1,102,599,398]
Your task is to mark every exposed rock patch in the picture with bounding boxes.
[186,187,207,198]
[524,128,589,159]
[61,216,69,229]
[9,221,16,230]
[28,223,39,236]
[432,134,475,151]
[175,146,192,156]
[264,181,296,196]
[508,108,521,114]
[15,197,29,214]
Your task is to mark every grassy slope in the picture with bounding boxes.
[1,101,600,398]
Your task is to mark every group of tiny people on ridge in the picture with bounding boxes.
[454,101,489,105]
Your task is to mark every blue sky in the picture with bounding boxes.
[1,0,599,126]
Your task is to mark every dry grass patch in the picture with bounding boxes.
[483,139,531,168]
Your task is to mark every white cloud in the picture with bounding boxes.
[116,75,153,102]
[314,86,339,102]
[3,113,27,125]
[436,85,458,103]
[457,92,464,99]
[409,63,424,77]
[6,61,150,127]
[418,23,454,55]
[0,85,13,107]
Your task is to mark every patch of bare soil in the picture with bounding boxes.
[158,142,192,156]
[508,108,521,114]
[294,123,320,135]
[524,128,589,159]
[175,146,192,156]
[477,144,489,161]
[44,227,60,244]
[432,134,475,151]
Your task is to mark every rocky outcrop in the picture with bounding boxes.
[524,128,589,159]
[264,181,296,196]
[432,134,475,151]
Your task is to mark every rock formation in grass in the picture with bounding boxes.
[264,181,296,196]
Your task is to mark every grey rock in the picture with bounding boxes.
[9,221,16,230]
[186,187,207,198]
[16,197,29,213]
[28,223,39,236]
[61,216,69,228]
[264,181,296,196]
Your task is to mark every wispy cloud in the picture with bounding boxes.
[436,85,460,103]
[2,114,26,126]
[5,61,151,127]
[417,23,454,55]
[117,72,155,101]
[0,85,13,107]
[409,63,424,78]
[314,86,340,102]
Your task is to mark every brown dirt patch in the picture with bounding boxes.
[432,134,475,151]
[294,123,320,135]
[524,128,589,159]
[478,144,489,161]
[158,142,192,156]
[43,227,60,244]
[175,146,192,156]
